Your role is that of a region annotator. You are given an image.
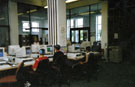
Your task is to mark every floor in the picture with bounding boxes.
[51,62,135,87]
[1,62,135,87]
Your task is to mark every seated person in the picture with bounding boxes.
[52,45,64,70]
[80,46,91,64]
[32,49,48,71]
[92,41,101,52]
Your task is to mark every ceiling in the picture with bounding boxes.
[14,0,47,7]
[14,0,82,7]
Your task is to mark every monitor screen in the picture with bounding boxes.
[0,49,4,57]
[26,47,31,55]
[60,46,67,53]
[75,44,80,50]
[31,44,40,53]
[39,49,45,55]
[47,47,53,52]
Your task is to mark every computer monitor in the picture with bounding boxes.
[0,48,4,58]
[60,46,67,54]
[68,44,80,52]
[39,45,47,54]
[25,46,31,55]
[39,49,45,55]
[15,47,26,58]
[8,45,20,56]
[80,41,91,49]
[31,44,40,53]
[46,45,53,54]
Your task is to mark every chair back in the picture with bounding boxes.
[36,59,50,73]
[16,61,25,81]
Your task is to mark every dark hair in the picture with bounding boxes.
[39,49,45,55]
[86,46,91,52]
[54,45,61,50]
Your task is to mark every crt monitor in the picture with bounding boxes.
[31,44,40,53]
[26,47,31,55]
[8,45,20,56]
[0,48,4,58]
[39,49,45,55]
[46,45,53,53]
[15,47,26,58]
[60,46,67,54]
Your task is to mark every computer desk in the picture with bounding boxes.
[66,53,84,60]
[0,60,35,72]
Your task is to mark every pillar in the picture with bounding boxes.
[101,1,108,61]
[8,0,19,45]
[47,0,67,46]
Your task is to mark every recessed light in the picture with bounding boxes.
[66,0,78,3]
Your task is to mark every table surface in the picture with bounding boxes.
[0,53,85,71]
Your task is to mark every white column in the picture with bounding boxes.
[8,0,19,45]
[101,1,108,61]
[47,0,67,46]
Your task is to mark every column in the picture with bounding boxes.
[101,1,108,61]
[47,0,67,46]
[8,0,19,45]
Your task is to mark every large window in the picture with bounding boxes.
[96,15,102,41]
[0,0,9,47]
[18,3,48,45]
[22,21,39,32]
[67,3,102,44]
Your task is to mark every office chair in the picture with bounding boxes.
[86,53,98,81]
[51,55,70,87]
[24,59,52,87]
[0,61,25,87]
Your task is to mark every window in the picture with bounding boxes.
[76,18,83,27]
[70,28,90,43]
[70,18,83,28]
[32,22,39,32]
[22,21,39,32]
[96,15,102,41]
[22,21,30,32]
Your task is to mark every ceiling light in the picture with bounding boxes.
[66,0,78,3]
[18,13,24,16]
[44,6,48,8]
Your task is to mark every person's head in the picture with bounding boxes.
[86,46,91,52]
[39,49,45,57]
[54,45,61,52]
[93,41,97,45]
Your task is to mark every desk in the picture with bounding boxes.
[67,53,84,60]
[0,61,35,72]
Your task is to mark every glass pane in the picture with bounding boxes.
[71,6,89,28]
[91,4,98,11]
[42,30,48,44]
[30,7,48,28]
[75,31,79,43]
[67,19,70,39]
[0,27,9,47]
[80,30,88,42]
[0,0,8,25]
[72,31,75,42]
[98,25,102,30]
[98,15,102,24]
[97,3,102,10]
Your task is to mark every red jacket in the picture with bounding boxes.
[32,57,48,70]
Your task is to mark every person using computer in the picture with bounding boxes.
[52,45,64,70]
[32,49,48,71]
[80,46,91,64]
